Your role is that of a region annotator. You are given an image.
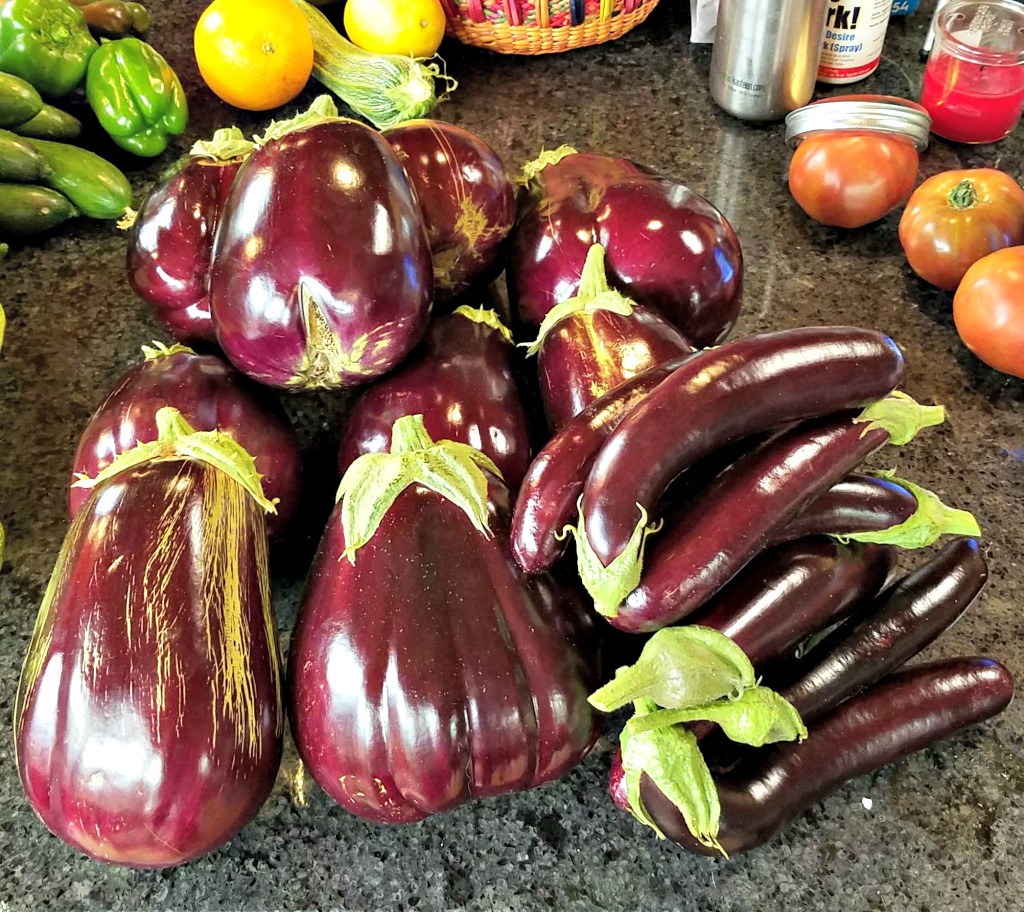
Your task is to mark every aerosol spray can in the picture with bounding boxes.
[710,0,830,121]
[817,0,895,83]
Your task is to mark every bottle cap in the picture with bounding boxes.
[785,96,933,150]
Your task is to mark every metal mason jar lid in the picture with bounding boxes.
[785,96,933,151]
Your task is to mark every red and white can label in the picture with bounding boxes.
[818,0,894,84]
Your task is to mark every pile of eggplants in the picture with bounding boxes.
[15,101,1016,869]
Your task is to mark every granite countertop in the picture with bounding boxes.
[1,2,1023,910]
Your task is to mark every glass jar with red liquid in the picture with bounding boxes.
[920,0,1024,144]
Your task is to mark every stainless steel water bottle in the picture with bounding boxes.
[710,0,830,121]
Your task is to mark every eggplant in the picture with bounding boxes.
[209,98,433,390]
[289,415,600,823]
[576,327,907,595]
[511,353,696,575]
[126,128,253,344]
[770,472,919,546]
[384,120,516,301]
[68,342,302,540]
[644,657,1015,856]
[337,306,532,490]
[16,411,283,868]
[609,400,949,632]
[507,147,743,348]
[525,244,695,433]
[774,537,989,722]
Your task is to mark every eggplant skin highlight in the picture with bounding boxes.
[14,457,283,869]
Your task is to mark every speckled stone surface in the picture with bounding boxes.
[1,2,1023,910]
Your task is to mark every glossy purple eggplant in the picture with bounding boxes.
[337,307,533,490]
[580,327,906,574]
[507,148,743,347]
[68,343,302,540]
[16,424,283,868]
[126,129,252,344]
[384,120,515,301]
[209,104,433,390]
[527,244,695,433]
[645,657,1014,856]
[290,418,599,824]
[511,354,696,575]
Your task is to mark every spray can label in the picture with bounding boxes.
[818,0,894,83]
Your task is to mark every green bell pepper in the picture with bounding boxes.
[0,0,99,98]
[85,36,187,157]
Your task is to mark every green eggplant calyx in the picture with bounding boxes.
[518,144,579,186]
[452,305,513,344]
[190,125,254,162]
[256,94,346,146]
[140,340,194,361]
[608,631,807,853]
[563,499,661,618]
[627,686,808,746]
[335,415,503,563]
[522,244,635,356]
[72,406,277,514]
[589,626,757,713]
[855,390,945,446]
[836,471,982,548]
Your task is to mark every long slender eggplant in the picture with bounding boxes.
[769,473,919,546]
[507,147,743,347]
[209,97,433,390]
[337,306,533,490]
[290,416,599,824]
[16,411,283,868]
[68,342,302,540]
[644,657,1015,856]
[524,245,695,433]
[126,128,253,344]
[773,537,988,721]
[596,398,948,631]
[689,538,897,670]
[511,353,696,575]
[384,120,515,300]
[579,327,906,579]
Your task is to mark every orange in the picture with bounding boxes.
[194,0,314,112]
[343,0,446,59]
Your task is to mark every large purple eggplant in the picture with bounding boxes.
[507,148,743,348]
[68,342,302,540]
[126,128,253,344]
[16,411,283,868]
[209,97,433,390]
[384,120,515,301]
[337,306,533,490]
[524,244,694,432]
[290,415,599,824]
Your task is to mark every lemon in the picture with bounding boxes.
[343,0,446,59]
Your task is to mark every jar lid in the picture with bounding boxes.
[785,97,933,150]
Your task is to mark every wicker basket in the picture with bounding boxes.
[440,0,660,55]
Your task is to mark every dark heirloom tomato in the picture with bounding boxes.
[290,417,599,823]
[899,169,1024,291]
[508,149,742,348]
[384,120,516,300]
[337,307,533,490]
[209,102,433,390]
[953,246,1024,378]
[126,129,252,343]
[16,417,283,868]
[788,131,919,229]
[68,343,302,540]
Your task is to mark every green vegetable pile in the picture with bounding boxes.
[0,0,187,238]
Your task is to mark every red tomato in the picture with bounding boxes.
[788,131,920,229]
[899,169,1024,291]
[952,246,1024,379]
